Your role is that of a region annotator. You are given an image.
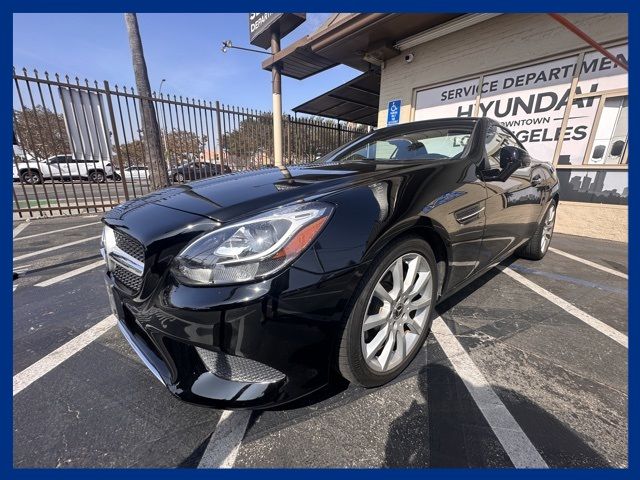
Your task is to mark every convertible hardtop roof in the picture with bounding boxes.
[379,117,483,134]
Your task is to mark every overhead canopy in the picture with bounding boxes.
[277,49,338,79]
[263,13,463,80]
[293,71,380,126]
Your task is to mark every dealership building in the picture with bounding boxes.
[264,13,628,242]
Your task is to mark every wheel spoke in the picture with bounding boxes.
[395,328,406,359]
[408,270,431,297]
[390,258,403,299]
[409,294,431,310]
[378,329,396,369]
[363,310,390,331]
[365,326,389,359]
[374,283,394,304]
[405,316,423,335]
[403,256,419,293]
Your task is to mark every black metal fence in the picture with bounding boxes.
[12,68,370,218]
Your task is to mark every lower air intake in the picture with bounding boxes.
[195,347,285,384]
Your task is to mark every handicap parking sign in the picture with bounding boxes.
[387,99,401,125]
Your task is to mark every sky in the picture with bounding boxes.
[12,13,359,113]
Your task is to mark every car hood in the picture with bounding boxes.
[110,161,417,223]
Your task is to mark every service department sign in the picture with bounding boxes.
[414,44,628,165]
[249,13,306,49]
[249,13,282,45]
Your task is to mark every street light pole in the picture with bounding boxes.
[270,28,283,167]
[220,36,283,167]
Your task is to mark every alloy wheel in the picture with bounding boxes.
[541,204,556,252]
[361,253,433,373]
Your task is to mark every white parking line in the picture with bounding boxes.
[548,247,628,280]
[500,266,628,348]
[198,410,252,468]
[13,222,29,238]
[431,316,548,468]
[13,263,31,273]
[35,259,105,287]
[14,221,101,241]
[13,315,117,396]
[13,235,101,262]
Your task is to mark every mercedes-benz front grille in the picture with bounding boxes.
[114,265,144,292]
[111,230,145,293]
[114,230,145,262]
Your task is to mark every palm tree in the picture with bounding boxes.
[124,13,169,188]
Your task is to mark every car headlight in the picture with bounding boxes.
[172,202,333,286]
[101,225,116,264]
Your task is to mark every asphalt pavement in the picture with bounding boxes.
[12,214,628,468]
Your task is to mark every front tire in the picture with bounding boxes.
[516,200,557,260]
[337,236,437,387]
[88,170,106,183]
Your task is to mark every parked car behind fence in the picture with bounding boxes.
[13,155,116,184]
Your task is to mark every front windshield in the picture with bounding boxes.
[313,131,375,163]
[319,124,474,163]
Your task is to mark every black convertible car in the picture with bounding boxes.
[101,117,559,409]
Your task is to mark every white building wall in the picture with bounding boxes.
[378,13,628,127]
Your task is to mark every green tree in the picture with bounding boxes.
[222,113,368,166]
[164,130,208,164]
[115,129,208,168]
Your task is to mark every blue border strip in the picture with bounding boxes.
[3,2,636,477]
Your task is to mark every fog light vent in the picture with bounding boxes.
[196,347,285,384]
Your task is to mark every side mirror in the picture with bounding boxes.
[500,145,529,168]
[492,145,529,181]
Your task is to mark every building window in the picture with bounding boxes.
[586,95,628,165]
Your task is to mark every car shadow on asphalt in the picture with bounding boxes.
[15,254,102,276]
[384,363,610,468]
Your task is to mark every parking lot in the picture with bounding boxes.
[12,213,628,468]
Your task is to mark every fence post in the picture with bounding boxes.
[104,80,130,201]
[215,100,225,171]
[338,121,342,145]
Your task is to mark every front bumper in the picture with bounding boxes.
[105,262,366,409]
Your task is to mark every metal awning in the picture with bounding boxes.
[277,43,338,79]
[293,71,380,126]
[263,13,463,80]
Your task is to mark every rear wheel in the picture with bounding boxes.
[337,237,437,387]
[516,200,557,260]
[174,173,185,182]
[20,169,42,185]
